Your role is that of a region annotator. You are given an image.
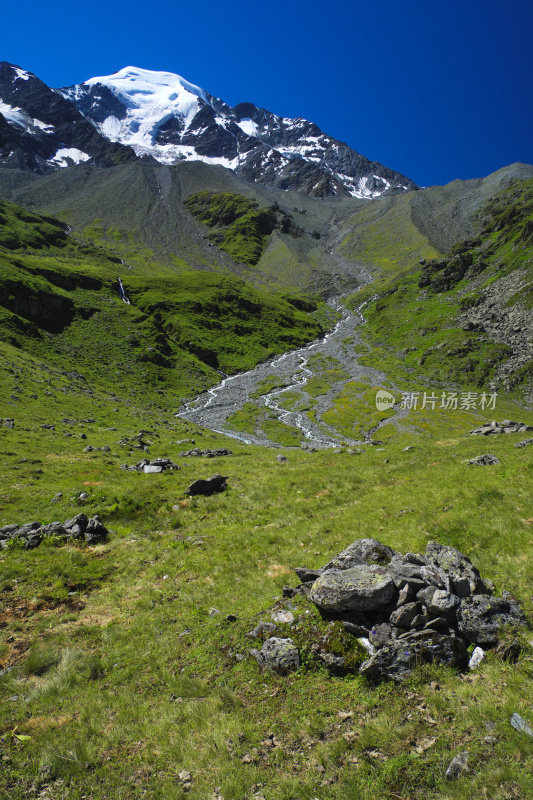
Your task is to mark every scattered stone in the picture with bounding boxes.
[247,622,278,639]
[250,637,300,674]
[402,446,414,451]
[276,454,288,462]
[78,492,89,500]
[51,492,63,502]
[208,607,220,617]
[271,610,294,624]
[41,423,55,430]
[80,433,87,439]
[467,454,501,465]
[470,420,533,436]
[178,448,232,458]
[175,439,195,445]
[124,458,180,472]
[445,751,469,780]
[0,513,109,550]
[468,646,485,669]
[185,474,228,496]
[1,418,14,428]
[510,713,533,738]
[84,445,112,454]
[118,430,154,451]
[515,438,533,448]
[178,770,192,790]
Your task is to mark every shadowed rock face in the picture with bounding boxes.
[185,474,228,496]
[0,62,136,173]
[457,594,526,646]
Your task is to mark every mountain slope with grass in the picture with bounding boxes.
[1,146,533,800]
[347,176,533,400]
[0,198,327,403]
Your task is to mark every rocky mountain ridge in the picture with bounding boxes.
[0,63,416,198]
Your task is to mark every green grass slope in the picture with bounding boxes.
[0,199,326,403]
[346,178,533,399]
[0,348,532,800]
[1,175,533,800]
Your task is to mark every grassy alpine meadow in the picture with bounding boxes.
[0,184,532,800]
[1,352,532,799]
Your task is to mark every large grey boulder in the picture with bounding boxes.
[250,637,300,674]
[310,565,396,614]
[457,594,526,646]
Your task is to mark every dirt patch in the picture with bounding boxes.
[265,564,292,578]
[22,714,73,730]
[1,637,30,668]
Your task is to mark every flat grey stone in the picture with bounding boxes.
[310,565,396,613]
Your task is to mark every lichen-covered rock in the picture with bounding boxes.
[360,631,468,683]
[322,538,396,571]
[468,454,501,465]
[310,565,396,614]
[425,542,487,595]
[457,595,526,646]
[426,589,461,621]
[250,637,300,674]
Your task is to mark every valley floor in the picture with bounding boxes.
[0,329,532,800]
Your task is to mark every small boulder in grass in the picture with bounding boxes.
[466,454,500,466]
[250,637,300,675]
[185,474,228,496]
[445,751,469,780]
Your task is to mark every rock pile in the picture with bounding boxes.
[0,513,109,550]
[178,448,232,458]
[470,420,533,436]
[121,457,180,473]
[280,538,526,682]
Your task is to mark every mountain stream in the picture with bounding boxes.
[177,296,407,448]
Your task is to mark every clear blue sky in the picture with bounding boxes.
[2,0,532,187]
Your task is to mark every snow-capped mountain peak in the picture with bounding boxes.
[0,61,417,197]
